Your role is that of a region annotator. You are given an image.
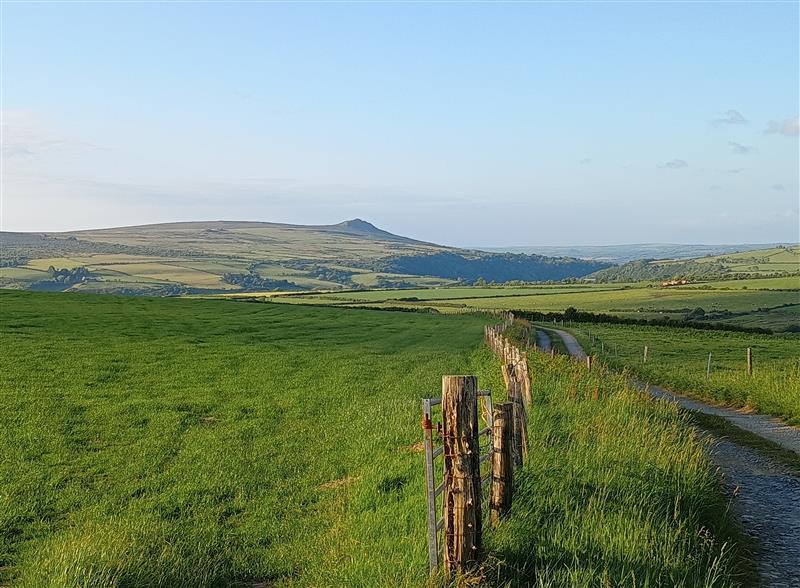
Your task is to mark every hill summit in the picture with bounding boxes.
[326,218,426,244]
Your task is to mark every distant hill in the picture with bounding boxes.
[478,243,791,264]
[0,219,610,295]
[589,245,800,283]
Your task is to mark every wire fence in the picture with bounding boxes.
[421,390,494,571]
[420,312,533,575]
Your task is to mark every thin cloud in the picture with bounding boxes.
[727,168,744,174]
[711,109,748,127]
[578,158,591,165]
[729,141,757,155]
[772,184,785,191]
[765,116,800,136]
[660,159,688,169]
[1,109,97,159]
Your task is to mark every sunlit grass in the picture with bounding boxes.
[571,323,800,424]
[0,291,502,586]
[0,292,747,586]
[485,352,747,587]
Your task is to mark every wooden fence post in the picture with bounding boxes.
[586,355,593,370]
[505,363,527,468]
[441,375,482,574]
[490,403,513,525]
[520,353,532,407]
[706,352,712,379]
[513,397,528,467]
[643,345,649,364]
[747,348,753,376]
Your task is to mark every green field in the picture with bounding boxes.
[566,323,800,425]
[693,246,800,274]
[272,282,800,331]
[0,291,504,586]
[411,289,795,313]
[0,291,748,586]
[676,276,800,290]
[308,284,631,302]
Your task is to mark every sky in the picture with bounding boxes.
[1,1,798,247]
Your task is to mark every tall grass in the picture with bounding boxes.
[483,352,747,587]
[0,291,503,587]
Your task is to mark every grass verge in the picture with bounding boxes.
[481,352,751,587]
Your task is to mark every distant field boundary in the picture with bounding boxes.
[512,308,796,334]
[240,293,798,334]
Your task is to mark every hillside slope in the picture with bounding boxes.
[0,220,610,294]
[589,245,800,283]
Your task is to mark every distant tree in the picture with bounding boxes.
[685,307,706,320]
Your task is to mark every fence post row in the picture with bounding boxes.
[484,317,531,468]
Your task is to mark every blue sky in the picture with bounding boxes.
[2,1,798,246]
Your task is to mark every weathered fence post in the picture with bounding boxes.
[586,355,593,370]
[643,345,649,364]
[520,352,532,407]
[514,397,528,466]
[505,357,528,468]
[441,375,482,574]
[490,403,513,525]
[706,352,712,379]
[747,347,753,376]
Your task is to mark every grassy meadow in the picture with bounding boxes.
[0,291,752,586]
[0,291,504,586]
[486,351,746,587]
[567,323,800,425]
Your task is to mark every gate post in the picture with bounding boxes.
[421,399,439,571]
